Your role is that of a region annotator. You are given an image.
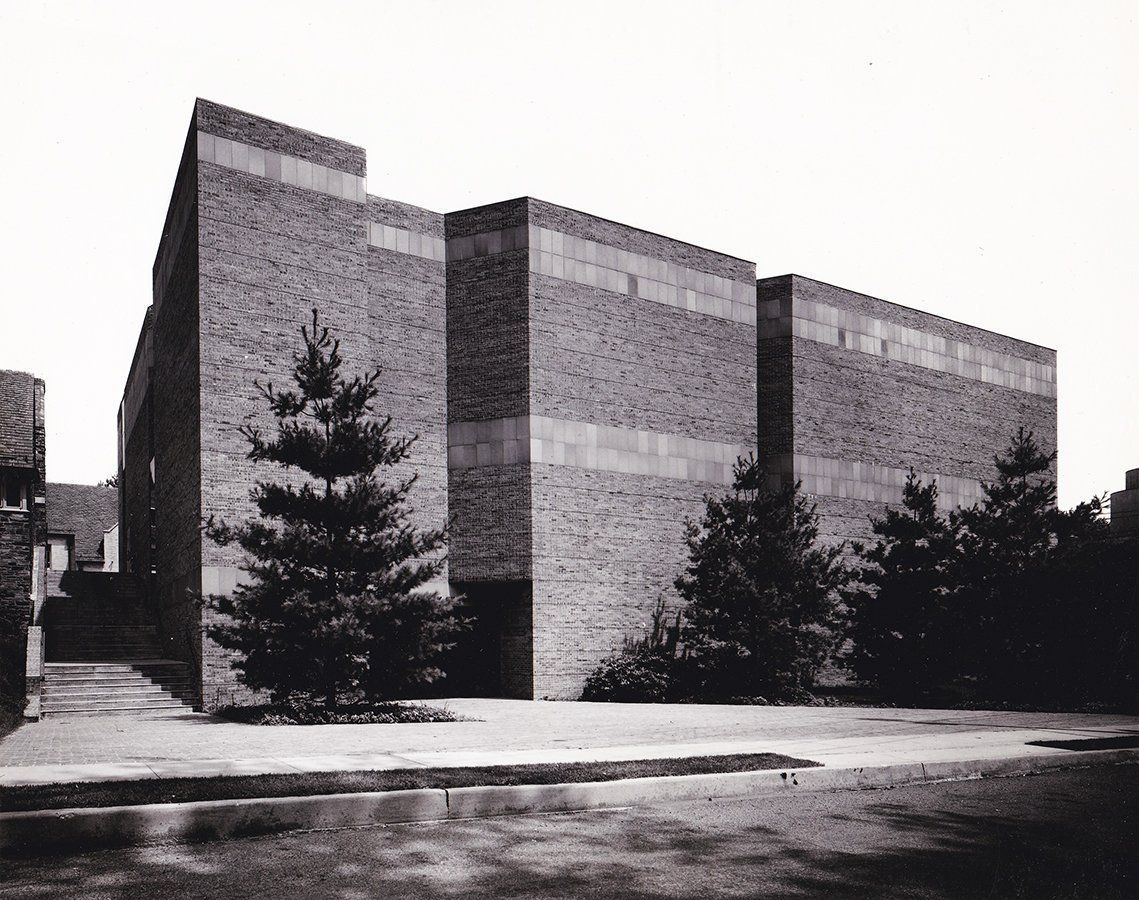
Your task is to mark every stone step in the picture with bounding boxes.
[40,658,196,718]
[43,673,193,687]
[39,706,193,719]
[49,655,166,662]
[44,691,197,706]
[41,692,192,707]
[44,661,186,672]
[50,647,165,651]
[43,681,194,697]
[49,645,164,654]
[41,702,194,717]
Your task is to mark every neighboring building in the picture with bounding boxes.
[0,369,47,712]
[45,483,119,572]
[1109,469,1139,535]
[119,100,1058,704]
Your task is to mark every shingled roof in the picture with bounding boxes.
[0,369,37,469]
[46,483,119,563]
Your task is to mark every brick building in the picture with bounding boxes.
[119,100,1056,704]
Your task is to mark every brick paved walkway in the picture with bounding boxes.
[1,700,1135,785]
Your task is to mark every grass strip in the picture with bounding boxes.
[0,753,820,813]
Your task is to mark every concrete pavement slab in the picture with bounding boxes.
[2,700,1135,789]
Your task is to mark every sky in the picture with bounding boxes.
[0,0,1135,509]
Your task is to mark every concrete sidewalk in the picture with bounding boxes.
[2,699,1135,787]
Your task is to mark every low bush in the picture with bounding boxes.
[580,648,674,702]
[213,702,470,726]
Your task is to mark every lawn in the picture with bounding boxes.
[0,752,821,813]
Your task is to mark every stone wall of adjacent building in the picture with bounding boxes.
[757,274,1058,547]
[0,373,45,715]
[1110,468,1139,535]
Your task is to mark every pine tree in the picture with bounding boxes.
[955,428,1105,699]
[676,455,851,699]
[205,310,465,708]
[848,472,963,702]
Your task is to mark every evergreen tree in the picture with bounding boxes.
[848,472,963,702]
[205,310,465,708]
[676,455,851,699]
[955,428,1110,699]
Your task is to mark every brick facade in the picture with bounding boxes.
[121,101,450,709]
[119,101,1058,704]
[757,274,1058,548]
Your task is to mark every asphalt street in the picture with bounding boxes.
[2,765,1135,899]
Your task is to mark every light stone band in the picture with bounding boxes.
[759,297,1055,398]
[448,415,752,485]
[767,452,987,510]
[446,224,757,326]
[367,222,446,263]
[197,131,367,203]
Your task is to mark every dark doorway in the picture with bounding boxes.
[426,581,533,698]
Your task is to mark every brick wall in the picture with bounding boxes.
[125,100,453,709]
[757,274,1058,547]
[525,200,757,697]
[445,197,757,697]
[150,121,204,683]
[366,197,449,585]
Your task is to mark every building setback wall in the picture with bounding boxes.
[148,120,204,678]
[446,197,758,698]
[757,274,1058,547]
[365,196,449,591]
[445,200,535,698]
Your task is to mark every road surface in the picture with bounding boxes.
[2,765,1135,898]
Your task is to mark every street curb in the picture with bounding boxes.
[0,789,448,858]
[2,748,1135,857]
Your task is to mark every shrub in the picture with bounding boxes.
[214,701,469,725]
[581,595,680,702]
[851,429,1137,711]
[581,648,674,702]
[677,455,852,700]
[848,471,964,703]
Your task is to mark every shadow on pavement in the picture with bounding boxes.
[1,767,1135,898]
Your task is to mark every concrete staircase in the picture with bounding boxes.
[40,572,197,717]
[41,661,196,717]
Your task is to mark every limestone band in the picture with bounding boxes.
[448,415,751,485]
[447,223,756,325]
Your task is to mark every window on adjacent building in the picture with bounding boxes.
[1,476,28,511]
[48,535,72,571]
